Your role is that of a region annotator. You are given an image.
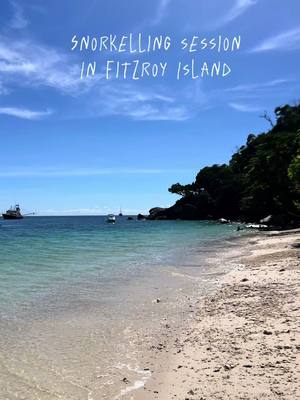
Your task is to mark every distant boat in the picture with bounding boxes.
[119,208,123,217]
[2,204,23,220]
[107,214,116,223]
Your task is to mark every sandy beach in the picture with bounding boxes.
[132,230,300,400]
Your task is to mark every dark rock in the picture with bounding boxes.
[149,207,167,216]
[137,213,147,220]
[260,215,273,224]
[291,242,300,249]
[263,330,273,335]
[148,201,202,220]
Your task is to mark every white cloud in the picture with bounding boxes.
[225,79,291,94]
[38,207,147,216]
[40,208,105,216]
[89,83,192,121]
[251,27,300,52]
[0,36,89,95]
[0,106,53,120]
[9,1,28,30]
[229,102,262,112]
[214,0,257,27]
[217,79,295,107]
[0,167,193,178]
[151,0,172,25]
[0,34,193,121]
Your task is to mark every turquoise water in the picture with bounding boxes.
[0,216,242,399]
[0,216,237,315]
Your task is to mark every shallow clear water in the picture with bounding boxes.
[0,216,241,399]
[0,216,238,315]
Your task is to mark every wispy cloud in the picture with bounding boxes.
[214,0,257,27]
[229,102,262,112]
[225,79,290,92]
[217,79,295,108]
[0,34,192,121]
[88,83,192,121]
[0,167,193,178]
[9,1,28,30]
[0,36,89,95]
[224,79,291,94]
[251,27,300,52]
[151,0,172,25]
[0,106,53,120]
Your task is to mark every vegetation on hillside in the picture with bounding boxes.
[150,104,300,226]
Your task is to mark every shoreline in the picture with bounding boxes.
[131,230,300,399]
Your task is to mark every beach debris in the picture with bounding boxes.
[122,377,130,384]
[242,364,253,368]
[153,298,161,303]
[187,389,195,395]
[224,363,235,370]
[263,330,273,335]
[241,278,249,282]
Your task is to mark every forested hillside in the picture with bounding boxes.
[149,104,300,227]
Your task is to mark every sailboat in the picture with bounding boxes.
[119,207,123,217]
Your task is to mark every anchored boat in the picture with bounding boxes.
[107,214,116,223]
[2,205,23,220]
[2,205,35,220]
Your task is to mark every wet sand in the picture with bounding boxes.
[133,231,300,399]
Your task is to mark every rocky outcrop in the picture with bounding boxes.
[148,202,203,220]
[137,213,147,220]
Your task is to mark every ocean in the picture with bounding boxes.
[0,216,242,399]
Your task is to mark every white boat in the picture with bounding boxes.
[107,214,116,223]
[245,224,268,230]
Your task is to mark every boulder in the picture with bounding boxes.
[260,215,273,224]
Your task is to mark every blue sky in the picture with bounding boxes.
[0,0,299,215]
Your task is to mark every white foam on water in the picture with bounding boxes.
[113,363,151,399]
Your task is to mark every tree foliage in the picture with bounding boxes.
[167,103,300,223]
